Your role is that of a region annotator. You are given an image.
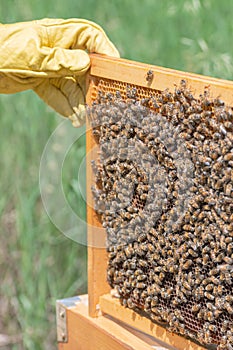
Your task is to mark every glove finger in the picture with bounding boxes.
[40,47,90,76]
[77,22,120,57]
[40,18,120,58]
[33,77,86,127]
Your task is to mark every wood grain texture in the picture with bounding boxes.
[58,296,163,350]
[86,75,110,317]
[90,53,233,107]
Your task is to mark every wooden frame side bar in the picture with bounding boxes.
[86,75,110,317]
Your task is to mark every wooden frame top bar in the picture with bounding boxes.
[90,53,233,106]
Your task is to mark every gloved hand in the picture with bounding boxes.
[0,18,119,126]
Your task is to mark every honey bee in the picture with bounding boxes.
[124,246,134,258]
[219,124,227,136]
[182,259,193,270]
[134,269,143,277]
[158,271,165,281]
[146,243,155,253]
[202,254,211,265]
[191,303,201,313]
[126,298,135,309]
[206,311,215,322]
[214,309,223,319]
[202,245,211,254]
[223,256,233,264]
[138,259,148,269]
[151,296,158,307]
[215,252,224,263]
[196,285,205,300]
[137,233,147,242]
[225,272,232,285]
[125,270,134,279]
[182,280,192,291]
[197,330,206,344]
[137,274,147,283]
[123,281,131,290]
[221,320,230,333]
[197,308,205,320]
[208,323,217,333]
[143,297,151,311]
[226,332,233,346]
[147,284,159,296]
[204,292,215,301]
[146,70,154,83]
[122,298,129,307]
[135,245,147,257]
[153,266,162,273]
[151,253,160,262]
[225,302,233,314]
[141,290,149,300]
[127,206,138,214]
[224,119,233,131]
[139,193,147,201]
[131,289,140,301]
[224,153,233,163]
[226,295,233,303]
[215,297,224,309]
[205,283,214,291]
[109,251,117,259]
[187,248,198,258]
[214,285,225,296]
[136,282,146,291]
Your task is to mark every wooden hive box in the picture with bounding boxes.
[84,54,233,350]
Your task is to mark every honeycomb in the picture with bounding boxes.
[87,77,233,350]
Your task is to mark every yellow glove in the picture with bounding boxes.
[0,18,119,126]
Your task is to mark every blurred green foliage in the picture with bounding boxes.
[0,0,232,349]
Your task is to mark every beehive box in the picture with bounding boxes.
[86,54,233,350]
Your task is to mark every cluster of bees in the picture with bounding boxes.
[87,78,233,349]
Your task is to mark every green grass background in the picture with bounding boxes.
[0,0,232,349]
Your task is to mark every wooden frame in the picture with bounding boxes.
[58,295,179,350]
[86,54,233,349]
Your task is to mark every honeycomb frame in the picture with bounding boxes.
[86,54,233,350]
